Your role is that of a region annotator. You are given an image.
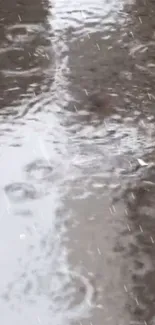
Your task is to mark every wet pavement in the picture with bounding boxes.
[0,0,155,324]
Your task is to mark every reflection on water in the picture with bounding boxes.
[0,0,155,324]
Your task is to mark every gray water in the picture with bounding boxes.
[0,0,155,324]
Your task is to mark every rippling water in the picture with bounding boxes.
[0,0,155,324]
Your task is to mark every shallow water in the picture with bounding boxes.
[0,0,155,324]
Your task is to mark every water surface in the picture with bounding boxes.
[0,0,155,324]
